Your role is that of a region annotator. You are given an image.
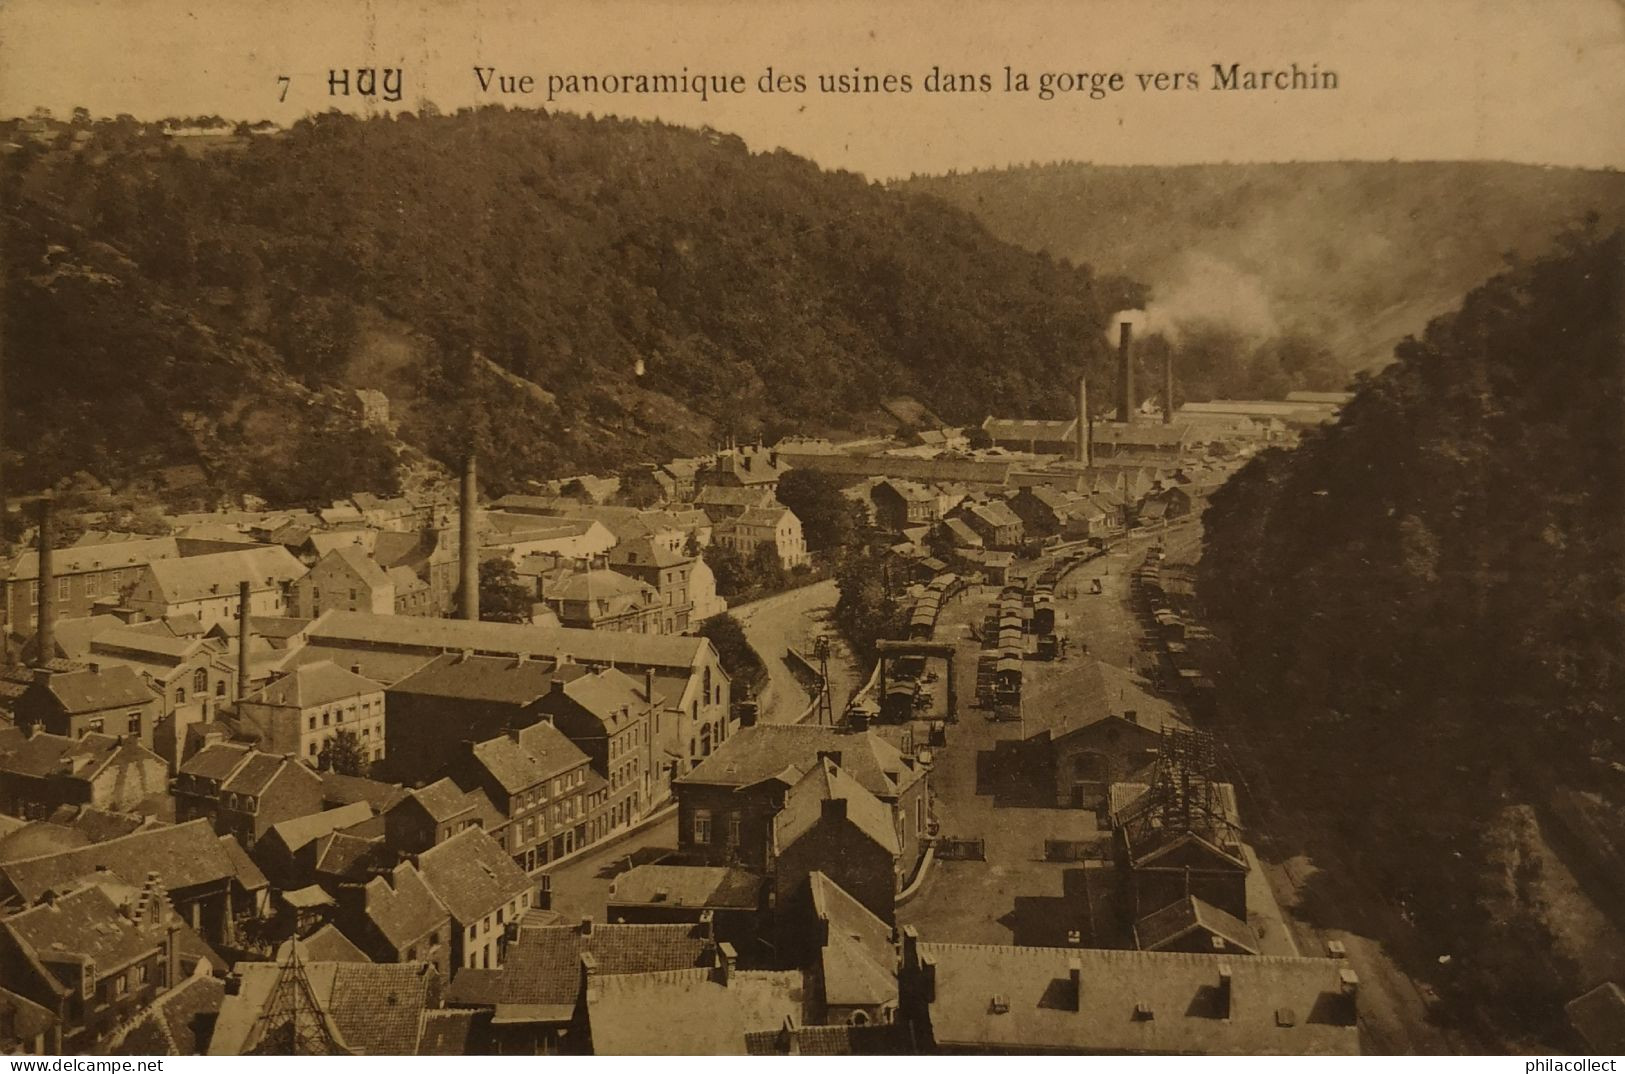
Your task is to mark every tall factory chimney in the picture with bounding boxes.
[459,453,480,622]
[1076,375,1091,466]
[236,581,251,701]
[1116,321,1135,424]
[33,494,54,668]
[1163,347,1175,425]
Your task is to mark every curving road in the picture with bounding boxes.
[728,578,859,724]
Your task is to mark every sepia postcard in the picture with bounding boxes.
[0,0,1621,1060]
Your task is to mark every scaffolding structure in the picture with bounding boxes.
[244,943,351,1056]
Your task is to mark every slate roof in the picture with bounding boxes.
[609,864,765,910]
[314,831,386,881]
[545,568,657,605]
[401,778,478,823]
[0,821,89,862]
[1134,895,1260,955]
[729,505,798,531]
[143,547,305,603]
[320,546,392,590]
[265,801,374,853]
[389,652,561,706]
[416,1009,477,1055]
[287,644,435,689]
[415,827,531,925]
[320,771,408,813]
[982,417,1078,443]
[8,537,179,581]
[0,819,253,903]
[807,871,897,1008]
[305,611,709,671]
[587,968,808,1055]
[915,942,1359,1054]
[3,884,161,983]
[36,665,156,714]
[180,742,254,783]
[773,758,899,857]
[469,722,592,795]
[490,919,717,1013]
[360,863,450,951]
[250,660,382,709]
[557,667,649,728]
[220,751,296,796]
[111,974,224,1056]
[942,517,983,547]
[277,924,371,964]
[679,725,922,802]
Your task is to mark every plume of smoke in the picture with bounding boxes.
[1104,308,1150,343]
[1142,253,1279,342]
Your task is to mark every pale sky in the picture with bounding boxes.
[1,0,1622,179]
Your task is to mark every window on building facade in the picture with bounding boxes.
[88,718,104,734]
[693,809,712,844]
[176,687,186,703]
[85,574,98,597]
[194,668,208,694]
[727,811,741,846]
[309,716,317,730]
[127,714,140,734]
[703,667,712,705]
[57,577,69,601]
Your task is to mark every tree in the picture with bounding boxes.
[479,559,533,623]
[702,542,750,597]
[775,468,861,555]
[748,543,787,593]
[696,613,766,696]
[317,730,368,776]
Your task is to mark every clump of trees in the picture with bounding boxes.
[775,469,863,555]
[831,543,906,667]
[696,613,766,697]
[317,730,369,777]
[479,559,534,623]
[1199,222,1621,1047]
[3,105,1149,499]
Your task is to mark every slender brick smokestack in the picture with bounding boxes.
[1164,346,1175,425]
[237,581,251,701]
[1116,321,1134,424]
[459,453,480,621]
[33,494,54,668]
[1076,376,1091,465]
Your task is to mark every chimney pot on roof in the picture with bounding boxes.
[1339,967,1359,997]
[1218,964,1234,1018]
[580,914,594,936]
[507,726,522,743]
[1069,959,1083,1009]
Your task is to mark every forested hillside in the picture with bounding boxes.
[0,108,1141,503]
[1199,223,1623,1045]
[901,162,1625,373]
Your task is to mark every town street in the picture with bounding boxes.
[728,578,859,723]
[540,810,680,923]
